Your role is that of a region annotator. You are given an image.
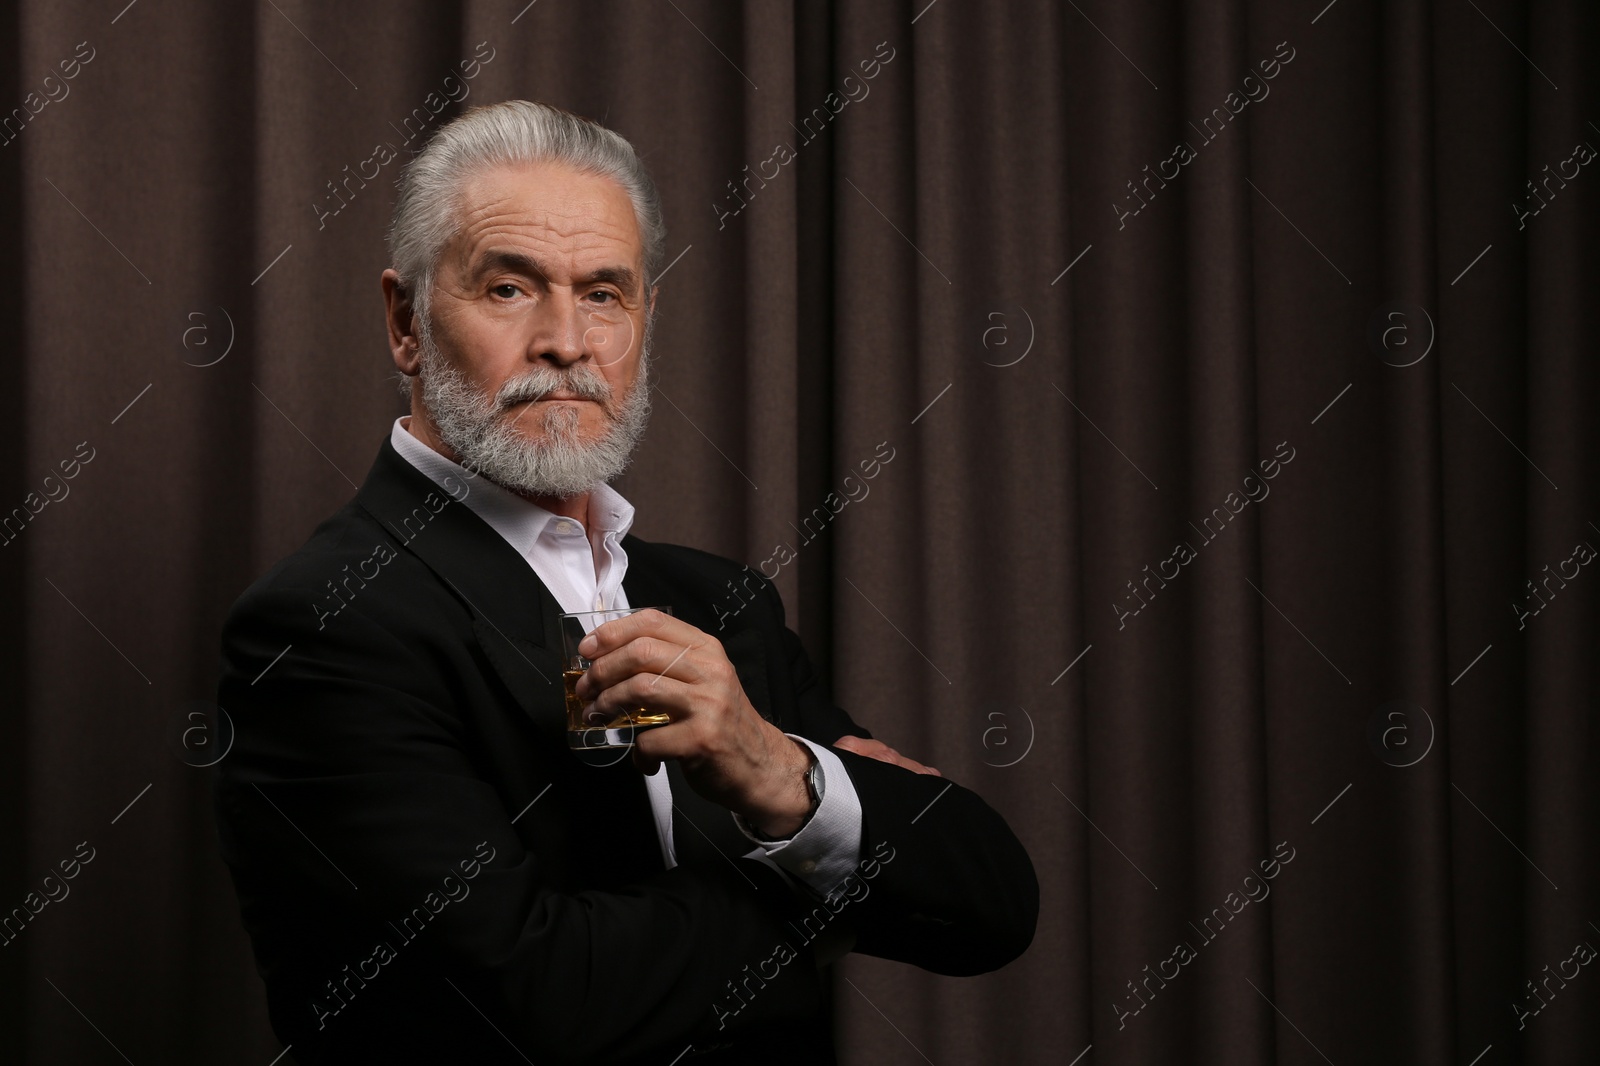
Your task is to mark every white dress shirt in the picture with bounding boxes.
[389,417,863,898]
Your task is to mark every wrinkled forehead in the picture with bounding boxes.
[447,162,645,285]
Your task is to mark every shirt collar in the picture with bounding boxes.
[388,416,636,551]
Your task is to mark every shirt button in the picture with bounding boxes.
[798,859,817,874]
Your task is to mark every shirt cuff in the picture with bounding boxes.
[733,735,862,899]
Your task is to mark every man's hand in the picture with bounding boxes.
[833,735,942,776]
[574,610,813,837]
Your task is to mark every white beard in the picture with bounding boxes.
[416,316,654,500]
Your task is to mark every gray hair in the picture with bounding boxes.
[387,100,666,328]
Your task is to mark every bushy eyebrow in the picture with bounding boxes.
[468,249,640,296]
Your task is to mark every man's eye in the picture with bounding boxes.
[491,284,520,299]
[588,290,617,304]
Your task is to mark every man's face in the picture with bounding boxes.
[414,161,655,499]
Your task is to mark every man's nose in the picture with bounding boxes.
[530,295,590,366]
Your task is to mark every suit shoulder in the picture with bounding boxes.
[220,499,439,637]
[624,536,763,587]
[622,536,785,631]
[231,500,365,590]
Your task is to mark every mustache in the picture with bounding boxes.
[493,366,614,412]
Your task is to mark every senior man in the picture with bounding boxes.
[214,100,1036,1065]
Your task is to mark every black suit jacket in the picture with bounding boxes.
[213,436,1037,1065]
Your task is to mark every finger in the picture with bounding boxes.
[835,735,940,776]
[630,720,705,764]
[578,608,699,659]
[842,737,899,764]
[630,746,661,777]
[580,635,705,697]
[833,735,886,758]
[882,748,922,773]
[588,672,688,724]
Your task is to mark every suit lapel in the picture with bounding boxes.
[355,437,567,736]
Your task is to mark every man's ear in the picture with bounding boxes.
[381,268,422,375]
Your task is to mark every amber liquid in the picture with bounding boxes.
[564,667,671,749]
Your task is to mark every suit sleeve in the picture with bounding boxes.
[756,575,1040,975]
[214,582,825,1064]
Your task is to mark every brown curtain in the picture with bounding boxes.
[3,1,1595,1062]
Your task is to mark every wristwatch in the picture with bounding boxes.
[749,746,824,842]
[802,750,825,814]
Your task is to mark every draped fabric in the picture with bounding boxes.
[3,1,1595,1062]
